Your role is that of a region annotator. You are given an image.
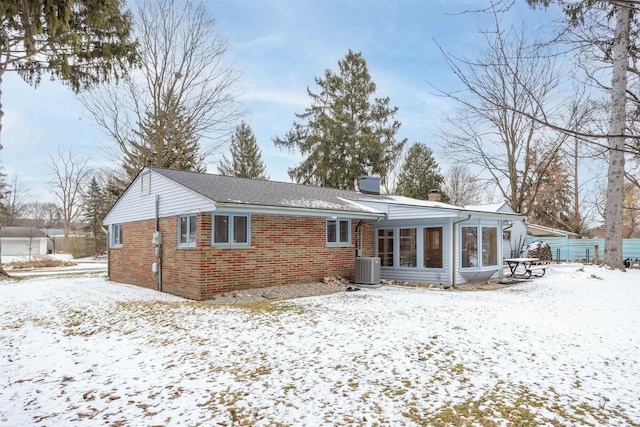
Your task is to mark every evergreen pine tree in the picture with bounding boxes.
[218,122,268,179]
[274,50,406,190]
[121,95,206,180]
[395,143,447,201]
[83,176,108,257]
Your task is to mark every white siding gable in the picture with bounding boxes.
[103,169,216,225]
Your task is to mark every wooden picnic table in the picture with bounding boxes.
[504,257,544,278]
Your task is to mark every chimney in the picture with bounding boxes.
[358,175,381,195]
[428,189,441,202]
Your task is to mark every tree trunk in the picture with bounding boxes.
[0,71,9,277]
[573,137,581,234]
[603,4,630,269]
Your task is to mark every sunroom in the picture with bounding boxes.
[357,196,521,287]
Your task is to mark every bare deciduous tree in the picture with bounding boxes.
[81,0,242,185]
[23,202,63,230]
[442,164,486,206]
[47,148,91,238]
[523,0,639,268]
[2,175,29,226]
[434,17,571,215]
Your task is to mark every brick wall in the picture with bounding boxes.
[108,212,376,300]
[108,219,157,291]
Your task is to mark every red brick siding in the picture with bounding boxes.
[108,220,157,291]
[108,213,375,300]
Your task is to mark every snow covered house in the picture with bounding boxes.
[103,167,523,300]
[0,226,48,258]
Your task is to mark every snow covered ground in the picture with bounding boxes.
[1,264,638,426]
[2,254,107,277]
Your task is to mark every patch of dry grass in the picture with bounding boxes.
[4,257,77,269]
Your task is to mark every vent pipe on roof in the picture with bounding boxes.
[358,175,381,195]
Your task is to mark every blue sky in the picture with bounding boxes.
[1,0,561,202]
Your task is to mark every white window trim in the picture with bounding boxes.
[212,213,251,246]
[460,224,499,270]
[375,224,446,271]
[177,214,197,247]
[326,218,351,245]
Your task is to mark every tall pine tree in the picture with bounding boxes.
[218,122,268,179]
[396,143,447,201]
[83,176,108,257]
[274,50,406,190]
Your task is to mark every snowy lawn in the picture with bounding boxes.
[1,264,639,426]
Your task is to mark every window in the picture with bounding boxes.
[110,224,123,247]
[461,225,498,269]
[423,227,443,268]
[399,228,417,267]
[461,226,478,268]
[178,214,197,246]
[327,218,350,245]
[482,227,498,266]
[377,229,394,267]
[140,173,150,194]
[213,214,250,246]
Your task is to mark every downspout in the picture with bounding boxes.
[500,220,513,278]
[355,220,363,257]
[155,195,162,292]
[452,215,471,288]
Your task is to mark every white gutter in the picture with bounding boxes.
[215,202,385,220]
[451,215,472,288]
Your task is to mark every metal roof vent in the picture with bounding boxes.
[358,175,381,195]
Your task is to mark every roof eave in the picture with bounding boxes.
[215,202,385,220]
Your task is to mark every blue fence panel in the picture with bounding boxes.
[527,238,640,262]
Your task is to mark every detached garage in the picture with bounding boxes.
[0,227,49,257]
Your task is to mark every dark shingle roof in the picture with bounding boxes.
[148,167,387,215]
[0,227,47,238]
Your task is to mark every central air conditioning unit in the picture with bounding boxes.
[355,257,381,285]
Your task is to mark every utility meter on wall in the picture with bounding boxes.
[152,231,163,245]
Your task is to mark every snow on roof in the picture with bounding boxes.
[142,167,521,219]
[465,202,507,213]
[527,223,580,237]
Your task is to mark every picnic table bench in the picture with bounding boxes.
[504,257,549,279]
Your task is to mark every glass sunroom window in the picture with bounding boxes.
[423,227,443,268]
[482,227,498,266]
[399,228,417,267]
[377,229,394,267]
[461,226,478,268]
